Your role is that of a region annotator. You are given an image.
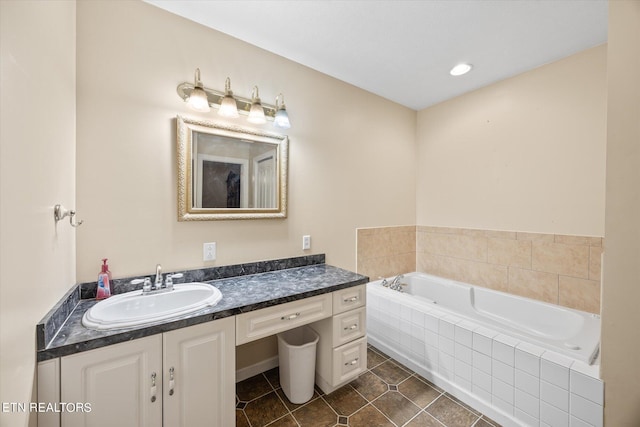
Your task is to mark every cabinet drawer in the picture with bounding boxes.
[332,337,367,385]
[332,307,366,347]
[236,293,332,345]
[333,285,366,315]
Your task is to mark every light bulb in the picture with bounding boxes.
[247,86,266,124]
[187,68,210,112]
[218,77,239,118]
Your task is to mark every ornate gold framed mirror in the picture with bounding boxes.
[177,116,288,220]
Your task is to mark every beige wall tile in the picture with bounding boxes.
[388,230,416,255]
[461,228,517,239]
[417,253,459,281]
[507,267,559,304]
[458,259,509,292]
[356,232,385,259]
[589,246,603,281]
[392,252,417,276]
[488,238,532,268]
[416,226,462,234]
[516,232,555,242]
[459,228,490,238]
[554,234,592,245]
[559,276,601,314]
[532,241,590,279]
[417,253,507,292]
[483,230,517,240]
[364,225,601,313]
[357,253,415,281]
[417,232,487,262]
[589,237,603,247]
[357,225,415,236]
[357,229,415,259]
[357,228,377,237]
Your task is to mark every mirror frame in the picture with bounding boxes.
[176,115,288,221]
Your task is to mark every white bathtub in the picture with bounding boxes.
[366,272,604,427]
[370,272,600,363]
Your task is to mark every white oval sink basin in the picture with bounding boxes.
[82,283,222,331]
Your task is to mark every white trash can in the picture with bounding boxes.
[277,326,320,404]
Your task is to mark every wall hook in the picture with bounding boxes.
[54,204,84,228]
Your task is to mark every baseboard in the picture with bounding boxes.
[235,355,279,383]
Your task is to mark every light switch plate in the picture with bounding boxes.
[302,235,311,250]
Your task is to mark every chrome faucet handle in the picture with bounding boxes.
[143,277,152,293]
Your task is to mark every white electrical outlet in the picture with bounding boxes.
[203,242,216,261]
[302,235,311,250]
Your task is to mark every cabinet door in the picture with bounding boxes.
[61,335,162,427]
[163,317,235,427]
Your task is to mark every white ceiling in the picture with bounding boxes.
[145,0,608,111]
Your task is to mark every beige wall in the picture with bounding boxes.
[416,45,607,237]
[0,1,77,426]
[75,0,417,282]
[601,1,640,425]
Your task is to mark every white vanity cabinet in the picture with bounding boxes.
[310,285,367,394]
[57,317,235,427]
[39,281,367,427]
[61,334,163,427]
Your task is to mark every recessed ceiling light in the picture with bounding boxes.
[450,63,473,76]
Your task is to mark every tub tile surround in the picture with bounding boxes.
[356,226,417,280]
[357,226,603,314]
[36,254,369,361]
[367,288,604,427]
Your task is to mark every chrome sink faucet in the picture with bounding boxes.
[130,264,183,295]
[155,264,163,289]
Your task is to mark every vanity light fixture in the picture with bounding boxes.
[218,77,240,118]
[187,68,210,112]
[274,93,291,129]
[176,69,291,128]
[247,86,267,124]
[450,63,473,76]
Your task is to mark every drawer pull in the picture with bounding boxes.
[345,358,359,366]
[150,372,157,403]
[168,366,175,396]
[344,324,358,331]
[343,296,358,303]
[281,312,301,321]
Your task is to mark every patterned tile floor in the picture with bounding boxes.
[236,344,502,427]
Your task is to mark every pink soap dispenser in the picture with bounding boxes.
[96,259,111,300]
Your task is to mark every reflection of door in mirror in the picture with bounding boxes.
[196,155,249,208]
[253,150,277,208]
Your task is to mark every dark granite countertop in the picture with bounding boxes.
[37,256,368,361]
